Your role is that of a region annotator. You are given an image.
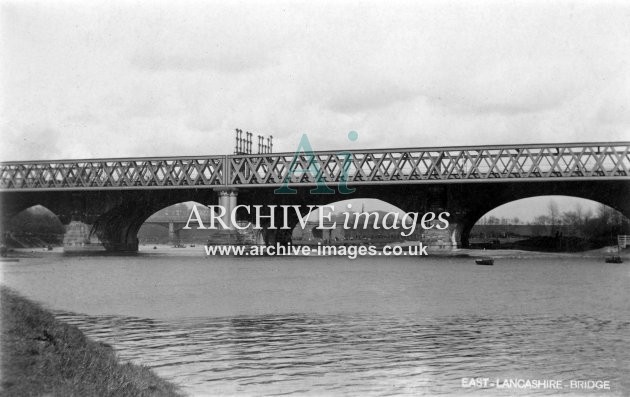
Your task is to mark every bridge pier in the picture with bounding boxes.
[412,221,462,251]
[261,228,294,246]
[168,222,181,245]
[93,217,141,252]
[102,239,139,252]
[62,221,101,251]
[61,216,140,253]
[217,189,238,230]
[447,221,465,249]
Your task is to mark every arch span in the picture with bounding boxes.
[139,201,215,245]
[86,190,218,251]
[3,205,64,248]
[3,174,626,252]
[460,195,630,249]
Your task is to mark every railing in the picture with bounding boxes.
[0,156,225,190]
[619,235,630,249]
[1,142,629,190]
[228,142,630,186]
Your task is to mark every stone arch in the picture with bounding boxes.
[138,201,216,245]
[460,194,630,249]
[90,190,218,252]
[2,204,64,248]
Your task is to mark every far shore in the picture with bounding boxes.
[389,241,630,259]
[2,243,627,261]
[438,247,629,259]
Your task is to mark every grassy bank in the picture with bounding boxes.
[0,286,183,396]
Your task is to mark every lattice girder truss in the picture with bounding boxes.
[1,143,629,190]
[228,143,630,186]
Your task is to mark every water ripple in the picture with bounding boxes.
[55,312,630,396]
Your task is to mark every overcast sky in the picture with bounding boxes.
[1,0,629,162]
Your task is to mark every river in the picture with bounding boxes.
[1,248,629,396]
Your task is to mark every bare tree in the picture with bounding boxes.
[533,215,551,225]
[575,203,584,226]
[548,199,560,230]
[487,216,500,225]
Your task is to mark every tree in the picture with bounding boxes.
[575,203,584,226]
[561,211,580,226]
[487,216,500,225]
[548,200,560,230]
[533,215,551,225]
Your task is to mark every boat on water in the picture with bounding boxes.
[604,244,624,263]
[605,255,623,263]
[475,257,494,266]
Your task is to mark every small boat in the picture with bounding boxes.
[604,244,624,263]
[605,255,623,263]
[475,257,494,266]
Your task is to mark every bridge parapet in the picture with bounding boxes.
[1,142,628,191]
[0,156,225,190]
[229,142,630,187]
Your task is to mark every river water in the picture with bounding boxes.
[2,249,629,396]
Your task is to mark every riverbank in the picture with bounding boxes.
[0,286,183,396]
[4,243,628,261]
[387,241,630,259]
[453,245,630,259]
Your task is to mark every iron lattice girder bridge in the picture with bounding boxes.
[1,142,629,191]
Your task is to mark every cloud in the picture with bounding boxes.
[130,50,271,74]
[1,122,63,161]
[2,1,629,162]
[435,57,592,115]
[63,111,101,126]
[596,74,630,125]
[325,83,419,114]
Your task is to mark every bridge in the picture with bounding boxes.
[1,141,629,251]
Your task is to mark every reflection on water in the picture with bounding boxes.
[2,254,630,395]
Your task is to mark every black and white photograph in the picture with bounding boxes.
[1,1,629,396]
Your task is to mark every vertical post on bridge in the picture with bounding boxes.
[229,191,238,228]
[218,190,230,229]
[217,189,238,230]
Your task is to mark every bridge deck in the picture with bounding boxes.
[1,142,629,191]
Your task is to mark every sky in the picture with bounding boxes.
[1,0,629,162]
[1,1,627,220]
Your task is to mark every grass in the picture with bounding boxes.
[0,286,184,396]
